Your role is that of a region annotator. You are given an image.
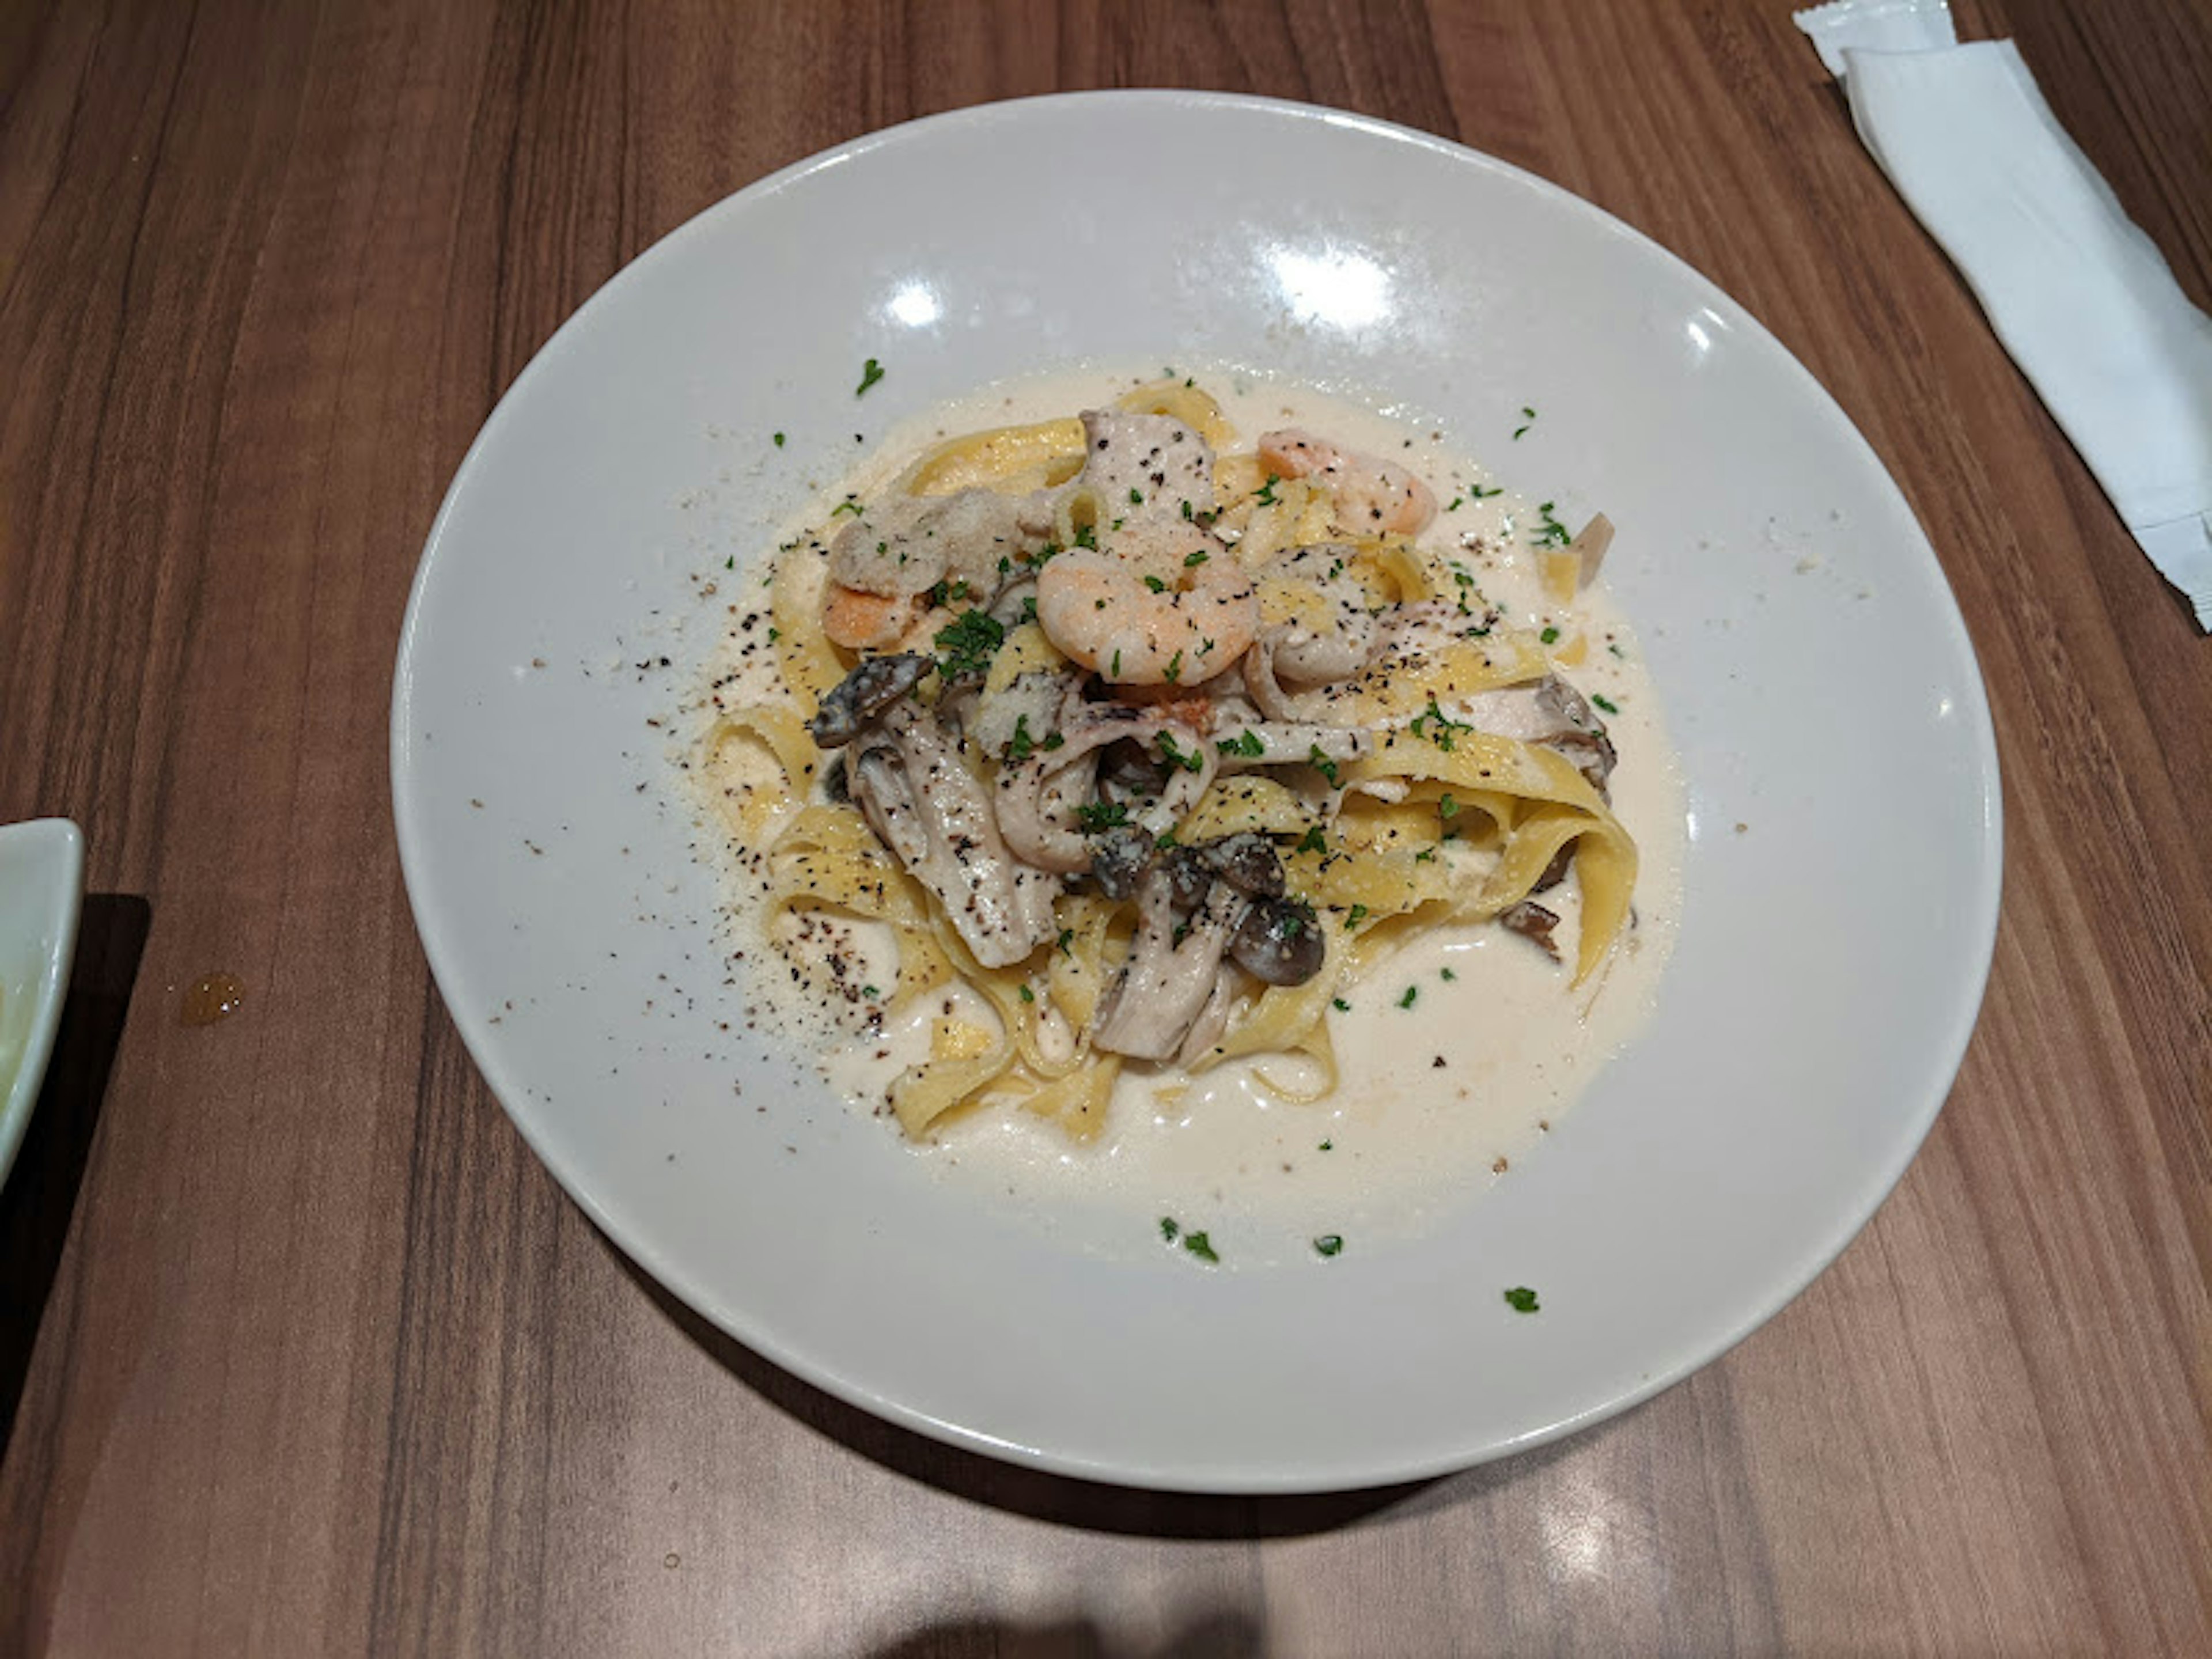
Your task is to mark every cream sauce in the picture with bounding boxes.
[690,364,1685,1264]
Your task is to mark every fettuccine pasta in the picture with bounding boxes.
[700,376,1641,1141]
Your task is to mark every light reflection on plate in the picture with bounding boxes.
[391,93,1999,1492]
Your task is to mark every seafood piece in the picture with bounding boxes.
[1259,429,1437,537]
[1035,549,1257,686]
[822,488,1056,650]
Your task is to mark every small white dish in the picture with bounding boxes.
[0,819,86,1187]
[393,93,2001,1491]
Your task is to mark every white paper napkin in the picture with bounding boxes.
[1796,1,2212,628]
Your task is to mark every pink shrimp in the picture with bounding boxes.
[1258,429,1437,537]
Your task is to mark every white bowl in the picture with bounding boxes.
[392,92,2001,1491]
[0,819,86,1187]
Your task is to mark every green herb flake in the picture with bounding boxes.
[1217,730,1266,758]
[1440,966,1457,982]
[1162,649,1184,685]
[1540,626,1560,645]
[1470,483,1503,500]
[933,608,1005,678]
[1512,405,1536,440]
[1128,487,1145,505]
[767,626,781,643]
[1254,475,1281,507]
[1057,928,1074,956]
[1184,548,1210,568]
[830,495,865,518]
[1314,1234,1344,1258]
[1160,1217,1180,1243]
[1296,825,1327,855]
[1331,998,1350,1014]
[1042,731,1065,751]
[1111,649,1122,678]
[1017,984,1035,1004]
[1504,1286,1541,1314]
[1075,800,1132,832]
[1438,794,1460,819]
[1319,1139,1334,1151]
[1183,1231,1220,1265]
[856,357,885,396]
[1397,985,1418,1009]
[1308,744,1340,787]
[1142,574,1166,593]
[1156,732,1206,774]
[1532,501,1573,548]
[859,983,881,999]
[1007,714,1037,763]
[1344,904,1370,929]
[1592,694,1620,715]
[772,431,786,448]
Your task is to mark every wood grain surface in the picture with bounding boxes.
[3,2,2208,1654]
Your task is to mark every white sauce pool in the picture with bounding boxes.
[688,364,1685,1264]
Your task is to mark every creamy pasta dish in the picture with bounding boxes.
[698,374,1662,1163]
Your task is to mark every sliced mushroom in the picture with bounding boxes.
[847,702,1060,969]
[1091,868,1245,1061]
[1230,896,1323,985]
[1499,899,1562,962]
[809,653,935,749]
[1451,674,1618,796]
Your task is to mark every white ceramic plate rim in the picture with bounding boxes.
[0,818,86,1189]
[393,91,2002,1491]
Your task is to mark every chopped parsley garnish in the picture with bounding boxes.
[859,984,881,999]
[1445,495,1463,512]
[1319,1139,1334,1151]
[1218,730,1266,758]
[1314,1234,1344,1258]
[1533,501,1572,547]
[1344,904,1369,929]
[1296,825,1327,855]
[933,608,1005,677]
[1155,732,1206,774]
[1470,483,1503,499]
[1504,1286,1541,1313]
[1162,649,1184,684]
[1539,626,1560,644]
[830,495,864,518]
[1438,793,1460,819]
[1413,847,1436,863]
[1006,714,1037,762]
[1512,405,1536,440]
[1184,548,1209,567]
[856,357,885,396]
[1592,694,1620,715]
[767,626,781,642]
[1056,928,1074,956]
[1440,966,1457,982]
[1397,985,1418,1009]
[1041,730,1065,751]
[1072,520,1098,550]
[1179,498,1194,521]
[1254,475,1281,506]
[1183,1231,1219,1264]
[1160,1217,1180,1243]
[1128,487,1145,505]
[1142,574,1166,593]
[1075,800,1131,832]
[772,431,786,448]
[1017,984,1035,1003]
[1330,999,1350,1014]
[1308,744,1340,786]
[924,577,972,608]
[1409,698,1472,752]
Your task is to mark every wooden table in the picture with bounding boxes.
[3,2,2207,1653]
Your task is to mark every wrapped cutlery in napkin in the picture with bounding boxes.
[1797,0,2212,629]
